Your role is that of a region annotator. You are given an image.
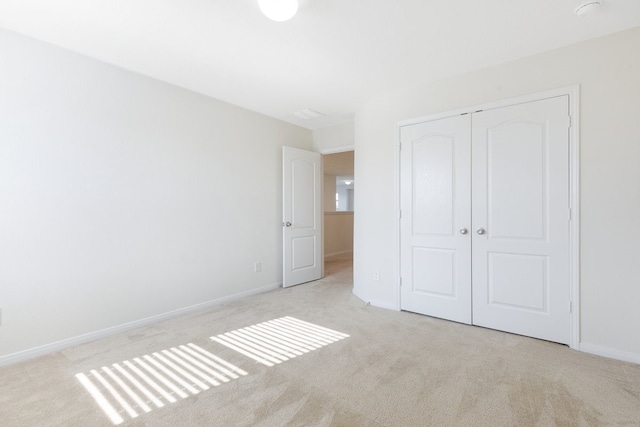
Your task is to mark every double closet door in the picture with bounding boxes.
[400,96,570,345]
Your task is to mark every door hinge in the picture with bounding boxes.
[568,208,572,221]
[569,301,573,313]
[567,115,572,128]
[399,277,403,287]
[399,210,402,220]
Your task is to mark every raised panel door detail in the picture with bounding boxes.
[412,135,455,236]
[292,159,316,229]
[487,252,547,312]
[412,247,456,298]
[292,236,316,270]
[487,121,546,240]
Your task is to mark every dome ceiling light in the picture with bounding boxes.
[575,1,602,17]
[258,0,299,22]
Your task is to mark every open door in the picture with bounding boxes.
[283,146,322,287]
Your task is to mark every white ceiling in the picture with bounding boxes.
[1,0,639,129]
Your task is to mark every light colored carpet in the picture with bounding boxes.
[1,253,640,426]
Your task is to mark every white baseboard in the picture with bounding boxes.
[352,288,399,311]
[0,282,282,368]
[579,342,640,365]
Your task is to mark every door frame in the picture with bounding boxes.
[319,144,355,270]
[394,86,581,350]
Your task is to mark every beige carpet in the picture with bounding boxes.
[1,254,640,426]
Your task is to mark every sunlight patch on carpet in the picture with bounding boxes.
[211,316,350,367]
[75,343,247,425]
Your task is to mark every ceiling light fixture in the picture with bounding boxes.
[575,1,602,17]
[258,0,299,22]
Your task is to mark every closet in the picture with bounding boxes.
[399,95,571,344]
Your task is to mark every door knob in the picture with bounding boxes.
[459,228,468,235]
[476,228,486,235]
[284,222,292,227]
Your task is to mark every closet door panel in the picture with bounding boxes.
[487,122,546,240]
[471,96,570,344]
[400,115,472,324]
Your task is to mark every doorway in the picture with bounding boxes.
[323,151,354,269]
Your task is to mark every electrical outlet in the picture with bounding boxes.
[373,271,380,281]
[254,262,262,273]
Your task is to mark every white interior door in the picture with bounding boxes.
[283,146,322,288]
[400,115,472,324]
[472,96,570,344]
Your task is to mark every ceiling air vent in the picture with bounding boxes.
[293,108,326,120]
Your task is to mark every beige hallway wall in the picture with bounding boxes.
[324,212,354,256]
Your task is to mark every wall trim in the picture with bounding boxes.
[319,144,355,155]
[352,289,399,311]
[0,282,282,368]
[393,85,581,349]
[580,343,640,365]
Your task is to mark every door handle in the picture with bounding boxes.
[476,228,486,235]
[459,228,468,235]
[283,221,292,227]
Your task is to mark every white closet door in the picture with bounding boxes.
[471,96,570,344]
[400,115,472,324]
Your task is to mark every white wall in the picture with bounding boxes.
[0,29,312,362]
[313,122,354,153]
[354,27,640,361]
